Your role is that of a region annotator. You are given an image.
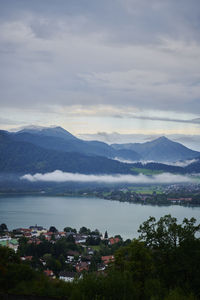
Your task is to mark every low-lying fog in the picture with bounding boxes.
[21,170,195,184]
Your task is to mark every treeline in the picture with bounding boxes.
[1,215,200,299]
[132,162,185,174]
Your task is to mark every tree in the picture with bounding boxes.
[114,239,156,299]
[66,234,75,243]
[0,223,8,233]
[49,226,58,233]
[86,236,101,246]
[79,226,91,235]
[104,230,108,239]
[64,227,77,233]
[138,215,200,295]
[114,235,122,240]
[138,214,200,249]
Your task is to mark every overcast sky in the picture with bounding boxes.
[0,0,200,140]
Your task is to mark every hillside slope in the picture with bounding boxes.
[0,131,133,174]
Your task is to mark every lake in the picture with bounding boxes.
[0,195,200,239]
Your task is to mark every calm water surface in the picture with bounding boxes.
[1,195,200,239]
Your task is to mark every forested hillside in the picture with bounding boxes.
[1,215,200,299]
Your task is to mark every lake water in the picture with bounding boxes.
[1,195,200,239]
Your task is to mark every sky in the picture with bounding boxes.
[0,0,200,145]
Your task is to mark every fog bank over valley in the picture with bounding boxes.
[21,170,194,184]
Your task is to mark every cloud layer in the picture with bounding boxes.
[21,170,194,184]
[0,0,200,133]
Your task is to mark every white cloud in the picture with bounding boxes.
[21,170,194,184]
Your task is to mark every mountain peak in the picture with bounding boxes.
[147,136,171,145]
[14,125,77,140]
[15,125,65,132]
[155,136,170,142]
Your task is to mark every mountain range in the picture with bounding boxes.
[112,136,200,162]
[0,125,199,175]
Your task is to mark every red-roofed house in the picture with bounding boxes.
[101,255,114,265]
[44,269,54,278]
[109,237,120,245]
[21,256,33,261]
[76,261,89,273]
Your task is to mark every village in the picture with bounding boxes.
[0,223,126,283]
[88,183,200,205]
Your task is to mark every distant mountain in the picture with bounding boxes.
[10,126,141,161]
[16,125,77,141]
[2,126,200,177]
[0,130,133,174]
[112,136,200,162]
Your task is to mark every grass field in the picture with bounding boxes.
[131,167,164,175]
[129,185,163,195]
[89,245,101,251]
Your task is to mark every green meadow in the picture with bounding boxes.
[131,167,164,175]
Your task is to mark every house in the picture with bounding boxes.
[21,256,33,261]
[43,231,54,240]
[27,238,41,245]
[0,238,18,252]
[87,247,94,255]
[29,225,47,237]
[101,255,114,265]
[59,271,76,282]
[76,261,89,273]
[109,237,120,245]
[29,225,45,231]
[66,231,76,238]
[24,232,32,238]
[75,235,87,244]
[44,269,55,278]
[8,239,19,252]
[97,264,106,271]
[66,255,74,262]
[167,197,192,204]
[58,231,66,237]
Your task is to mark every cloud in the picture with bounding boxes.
[113,158,199,167]
[125,115,200,125]
[21,170,194,184]
[162,159,199,167]
[0,0,200,131]
[0,117,27,126]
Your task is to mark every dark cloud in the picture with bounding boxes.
[114,115,200,125]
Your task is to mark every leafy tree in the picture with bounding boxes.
[66,234,75,243]
[49,226,58,233]
[0,223,8,232]
[86,236,101,246]
[79,226,91,235]
[64,226,77,233]
[138,215,200,295]
[43,253,52,263]
[138,214,200,249]
[114,235,122,240]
